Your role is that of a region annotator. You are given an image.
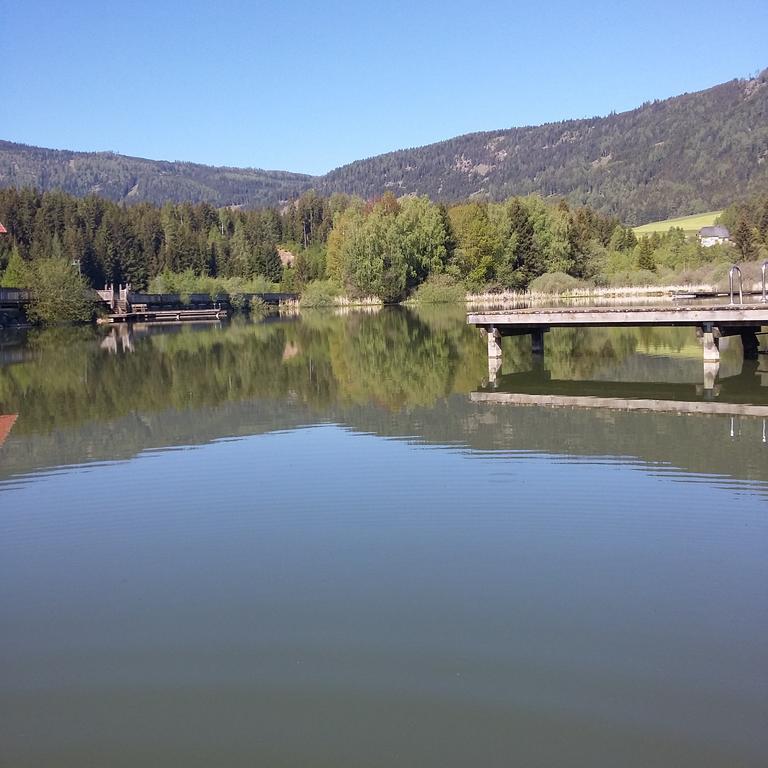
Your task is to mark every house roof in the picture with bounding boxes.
[698,225,730,238]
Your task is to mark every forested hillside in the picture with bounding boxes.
[0,141,311,208]
[318,70,768,224]
[1,70,766,224]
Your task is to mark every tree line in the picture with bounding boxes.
[1,187,764,310]
[0,187,619,297]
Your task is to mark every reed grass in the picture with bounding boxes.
[281,294,383,310]
[465,283,716,309]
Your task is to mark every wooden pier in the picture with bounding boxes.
[96,284,299,323]
[100,308,229,324]
[3,285,298,325]
[468,304,768,366]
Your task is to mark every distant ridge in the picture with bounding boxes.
[0,141,312,209]
[316,69,768,224]
[2,69,766,223]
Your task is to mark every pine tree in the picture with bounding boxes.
[759,201,768,243]
[263,247,283,283]
[1,246,29,287]
[733,219,755,259]
[636,237,656,272]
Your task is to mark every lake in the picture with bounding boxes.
[1,307,766,767]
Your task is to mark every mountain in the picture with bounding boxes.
[318,70,768,224]
[0,141,311,208]
[2,70,766,223]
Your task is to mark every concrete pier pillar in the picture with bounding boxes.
[487,327,502,360]
[488,355,502,386]
[703,361,720,396]
[702,331,720,363]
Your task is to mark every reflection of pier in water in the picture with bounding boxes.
[0,330,35,366]
[99,321,227,354]
[472,358,768,417]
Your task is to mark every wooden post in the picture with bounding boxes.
[531,329,545,356]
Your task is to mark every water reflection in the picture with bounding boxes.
[0,309,766,486]
[1,309,767,767]
[476,358,768,413]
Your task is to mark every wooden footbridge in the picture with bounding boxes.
[97,284,298,323]
[468,303,768,366]
[0,288,31,309]
[470,264,768,367]
[2,284,298,324]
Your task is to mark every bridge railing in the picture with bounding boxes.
[0,288,31,303]
[126,291,298,307]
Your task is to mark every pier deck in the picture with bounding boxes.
[468,304,768,365]
[102,308,228,324]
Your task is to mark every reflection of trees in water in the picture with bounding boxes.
[329,311,458,409]
[502,326,700,381]
[0,310,484,431]
[0,310,715,435]
[1,312,765,487]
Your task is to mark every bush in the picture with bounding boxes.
[528,272,588,294]
[26,259,94,325]
[228,292,250,312]
[299,280,340,307]
[409,274,466,304]
[249,297,269,317]
[602,269,660,287]
[148,270,279,296]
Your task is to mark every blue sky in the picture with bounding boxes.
[2,0,766,176]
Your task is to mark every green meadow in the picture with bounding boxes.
[633,210,723,236]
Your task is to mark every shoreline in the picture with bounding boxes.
[6,280,766,329]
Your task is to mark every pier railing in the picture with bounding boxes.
[728,265,743,306]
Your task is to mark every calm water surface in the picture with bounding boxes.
[1,307,766,767]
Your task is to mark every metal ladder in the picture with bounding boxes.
[729,265,743,305]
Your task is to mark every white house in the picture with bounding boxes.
[698,225,730,247]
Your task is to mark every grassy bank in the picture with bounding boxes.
[633,210,723,236]
[465,264,767,308]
